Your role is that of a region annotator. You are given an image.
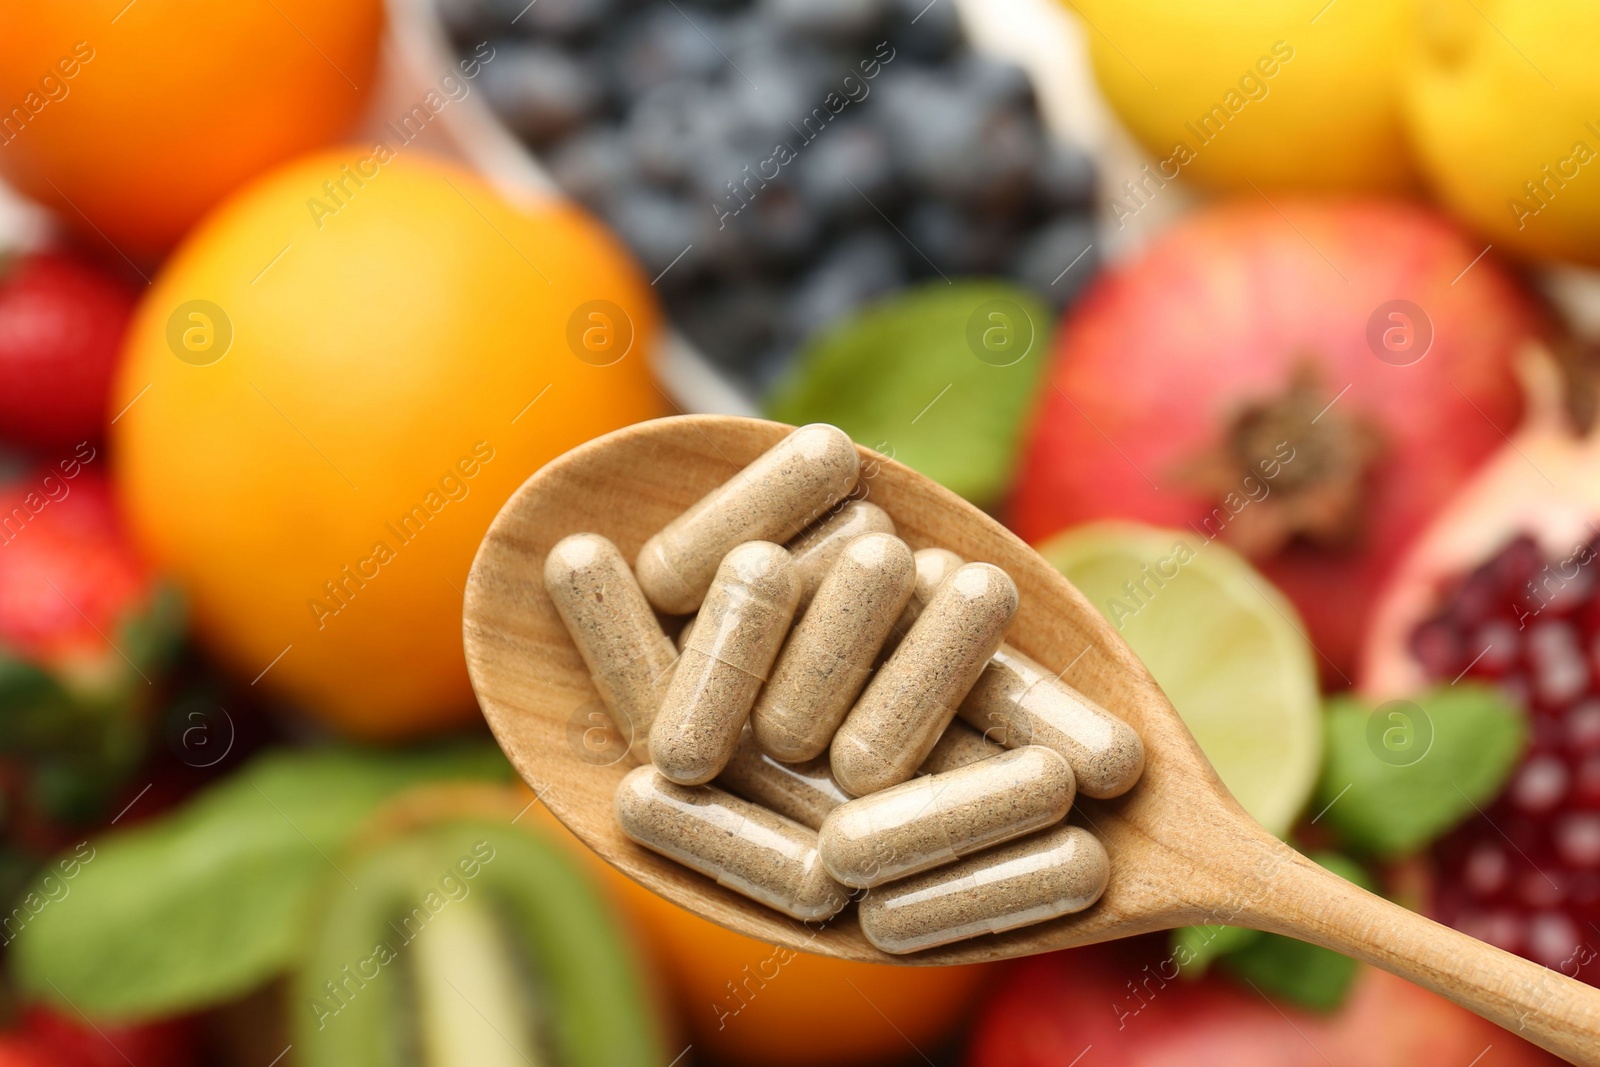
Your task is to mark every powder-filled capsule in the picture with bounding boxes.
[544,533,679,752]
[831,562,1018,796]
[650,541,799,785]
[614,766,848,922]
[886,547,965,652]
[858,824,1109,954]
[751,532,916,763]
[820,746,1074,888]
[715,727,851,830]
[917,720,1005,775]
[958,645,1145,798]
[637,424,859,615]
[786,500,896,611]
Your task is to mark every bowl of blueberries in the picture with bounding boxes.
[393,0,1104,406]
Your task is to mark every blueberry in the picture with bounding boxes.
[787,229,908,337]
[758,0,888,47]
[611,7,731,99]
[512,0,613,42]
[1034,139,1097,210]
[626,81,727,183]
[904,200,1008,275]
[608,188,702,283]
[739,181,822,267]
[436,0,494,43]
[479,44,603,145]
[545,127,635,209]
[957,52,1035,113]
[675,283,786,370]
[1011,215,1098,305]
[794,120,893,218]
[884,0,963,62]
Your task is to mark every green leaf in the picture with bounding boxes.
[1217,853,1374,1013]
[11,744,512,1021]
[1315,685,1526,857]
[765,280,1052,507]
[1173,923,1262,977]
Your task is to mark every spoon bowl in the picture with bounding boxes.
[464,415,1600,1063]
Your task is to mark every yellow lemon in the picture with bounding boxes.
[1402,0,1600,265]
[112,149,663,739]
[1071,0,1413,195]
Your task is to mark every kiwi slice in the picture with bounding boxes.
[292,800,664,1067]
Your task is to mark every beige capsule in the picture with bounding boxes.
[544,533,680,752]
[958,645,1145,798]
[916,719,1006,775]
[885,547,965,652]
[831,562,1019,796]
[786,500,896,611]
[820,746,1074,888]
[715,727,851,830]
[751,532,916,763]
[650,542,800,785]
[858,824,1110,955]
[615,766,848,922]
[637,424,860,615]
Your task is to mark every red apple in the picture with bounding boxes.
[967,939,1561,1066]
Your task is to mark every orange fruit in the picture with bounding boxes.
[522,800,993,1066]
[0,0,382,258]
[112,149,664,739]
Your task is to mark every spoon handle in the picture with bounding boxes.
[1236,840,1600,1065]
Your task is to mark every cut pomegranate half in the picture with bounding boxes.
[1363,348,1600,981]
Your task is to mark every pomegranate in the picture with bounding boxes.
[1363,349,1600,982]
[1009,198,1540,681]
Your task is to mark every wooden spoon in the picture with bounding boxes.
[463,415,1600,1065]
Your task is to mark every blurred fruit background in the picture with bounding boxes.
[0,0,1596,1062]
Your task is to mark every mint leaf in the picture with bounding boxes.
[1315,685,1526,857]
[1218,853,1373,1013]
[1173,923,1261,977]
[12,744,511,1021]
[765,280,1052,507]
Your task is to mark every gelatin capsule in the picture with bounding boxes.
[650,541,799,785]
[637,424,859,615]
[786,500,896,611]
[831,562,1018,796]
[752,532,916,762]
[543,533,679,751]
[886,547,965,652]
[917,720,1005,776]
[614,765,848,922]
[958,645,1145,798]
[858,824,1109,954]
[715,727,851,831]
[820,746,1074,888]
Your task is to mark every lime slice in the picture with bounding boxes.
[1038,522,1321,837]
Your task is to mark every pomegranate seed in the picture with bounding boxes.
[1556,814,1600,868]
[1409,533,1600,986]
[1471,618,1520,674]
[1567,700,1600,750]
[1457,910,1524,954]
[1528,912,1583,969]
[1510,756,1569,814]
[1462,842,1510,896]
[1530,621,1589,705]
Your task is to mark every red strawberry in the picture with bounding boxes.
[0,249,139,450]
[0,462,181,826]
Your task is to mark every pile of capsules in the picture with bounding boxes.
[544,424,1144,954]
